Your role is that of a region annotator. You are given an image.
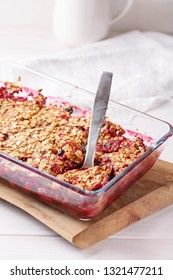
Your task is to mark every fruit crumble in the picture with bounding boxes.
[0,80,148,191]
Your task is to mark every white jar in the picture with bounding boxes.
[52,0,133,47]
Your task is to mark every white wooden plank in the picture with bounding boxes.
[0,236,173,260]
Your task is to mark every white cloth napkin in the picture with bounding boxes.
[21,30,173,112]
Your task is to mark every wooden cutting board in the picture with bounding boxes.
[0,159,173,248]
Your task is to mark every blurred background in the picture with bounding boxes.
[0,0,172,33]
[0,0,172,61]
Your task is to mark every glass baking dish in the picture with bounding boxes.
[0,62,173,220]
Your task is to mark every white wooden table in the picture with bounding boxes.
[0,28,173,260]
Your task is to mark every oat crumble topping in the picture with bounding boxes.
[0,80,148,191]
